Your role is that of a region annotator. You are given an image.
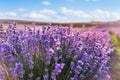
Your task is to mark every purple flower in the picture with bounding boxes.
[44,74,48,80]
[70,62,74,69]
[28,73,33,78]
[0,43,15,65]
[78,60,84,65]
[48,48,54,55]
[13,62,24,79]
[51,71,56,80]
[55,63,65,75]
[0,70,6,80]
[70,74,78,80]
[106,74,110,80]
[36,77,40,80]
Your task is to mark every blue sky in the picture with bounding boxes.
[0,0,120,22]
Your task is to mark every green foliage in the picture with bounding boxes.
[110,32,120,55]
[110,31,120,80]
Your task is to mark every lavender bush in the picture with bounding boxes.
[0,23,113,80]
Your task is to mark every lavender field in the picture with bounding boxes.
[0,21,120,80]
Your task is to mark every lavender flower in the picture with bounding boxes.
[55,63,65,75]
[13,62,24,79]
[0,70,6,80]
[48,48,54,55]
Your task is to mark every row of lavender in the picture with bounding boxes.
[0,23,113,80]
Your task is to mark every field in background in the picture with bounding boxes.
[1,19,120,30]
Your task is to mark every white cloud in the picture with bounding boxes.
[42,1,50,6]
[60,8,120,22]
[89,9,120,21]
[0,12,17,17]
[22,9,58,22]
[23,11,50,20]
[6,12,17,17]
[61,7,89,18]
[111,12,120,19]
[40,9,57,15]
[0,12,17,20]
[18,8,27,12]
[92,9,111,19]
[1,8,120,22]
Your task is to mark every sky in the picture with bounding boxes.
[0,0,120,22]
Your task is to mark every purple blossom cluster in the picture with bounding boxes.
[0,23,113,80]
